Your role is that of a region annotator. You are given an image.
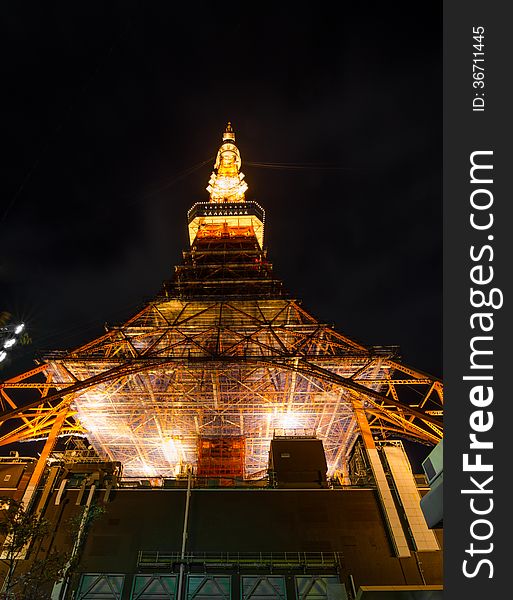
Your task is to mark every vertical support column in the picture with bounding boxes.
[352,398,411,558]
[34,466,61,516]
[383,444,439,551]
[51,484,97,600]
[177,468,193,600]
[0,406,70,567]
[20,405,69,512]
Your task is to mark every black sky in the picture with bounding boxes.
[1,2,442,383]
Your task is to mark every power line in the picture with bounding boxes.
[245,161,362,171]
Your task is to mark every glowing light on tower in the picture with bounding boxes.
[206,122,248,203]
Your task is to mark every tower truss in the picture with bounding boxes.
[0,124,443,481]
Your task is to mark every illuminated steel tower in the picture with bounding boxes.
[0,124,443,496]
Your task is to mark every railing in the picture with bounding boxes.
[58,450,111,464]
[137,551,340,569]
[272,428,317,439]
[118,475,270,489]
[0,455,37,464]
[187,201,265,223]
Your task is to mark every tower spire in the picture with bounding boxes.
[206,122,248,202]
[223,121,235,141]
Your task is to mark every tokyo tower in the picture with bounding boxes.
[0,123,443,495]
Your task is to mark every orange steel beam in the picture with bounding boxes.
[386,359,443,383]
[267,358,443,428]
[0,358,171,422]
[0,403,81,446]
[1,363,49,384]
[67,305,152,355]
[352,397,376,450]
[353,378,436,385]
[1,356,442,431]
[364,406,441,444]
[20,404,70,510]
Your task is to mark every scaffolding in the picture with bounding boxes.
[197,437,245,480]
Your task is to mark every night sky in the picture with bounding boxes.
[1,3,442,389]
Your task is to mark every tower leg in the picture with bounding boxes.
[20,406,69,512]
[352,398,411,558]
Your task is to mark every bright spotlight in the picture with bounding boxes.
[142,463,157,477]
[3,339,16,349]
[278,412,301,429]
[14,324,25,335]
[0,351,6,362]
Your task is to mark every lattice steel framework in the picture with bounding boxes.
[0,125,443,480]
